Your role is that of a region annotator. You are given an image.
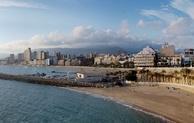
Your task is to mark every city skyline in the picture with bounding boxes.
[0,0,194,54]
[0,42,190,68]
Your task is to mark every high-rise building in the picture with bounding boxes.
[55,52,65,60]
[8,54,15,64]
[17,53,24,63]
[37,51,49,60]
[42,51,49,59]
[24,48,32,63]
[31,51,37,60]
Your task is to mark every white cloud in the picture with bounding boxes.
[0,0,47,9]
[171,0,194,20]
[140,1,194,48]
[72,25,95,38]
[137,20,145,28]
[161,17,194,48]
[163,17,193,36]
[0,22,148,53]
[118,20,130,37]
[0,32,67,53]
[141,9,178,23]
[137,19,164,30]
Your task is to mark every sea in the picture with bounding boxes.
[0,65,166,123]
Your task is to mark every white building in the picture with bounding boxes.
[134,46,156,67]
[76,73,103,83]
[24,48,32,63]
[94,54,120,65]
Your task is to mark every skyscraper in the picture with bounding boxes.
[17,53,24,63]
[24,48,32,63]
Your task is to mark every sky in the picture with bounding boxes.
[0,0,194,54]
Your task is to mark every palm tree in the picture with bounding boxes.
[139,68,146,82]
[146,69,152,82]
[153,72,160,82]
[181,68,192,85]
[191,70,194,85]
[174,70,179,83]
[161,70,166,82]
[191,76,194,85]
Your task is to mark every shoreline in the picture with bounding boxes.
[66,84,194,123]
[0,65,194,122]
[64,87,175,123]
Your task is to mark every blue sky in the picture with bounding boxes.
[0,0,194,54]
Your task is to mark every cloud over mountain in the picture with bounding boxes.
[0,21,153,53]
[1,0,194,54]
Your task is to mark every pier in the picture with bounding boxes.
[0,73,111,88]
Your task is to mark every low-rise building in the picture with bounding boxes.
[71,59,80,66]
[183,49,194,67]
[0,60,8,65]
[94,54,120,65]
[65,59,71,66]
[94,56,103,65]
[58,60,65,66]
[158,55,182,67]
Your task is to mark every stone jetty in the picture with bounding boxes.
[0,73,111,88]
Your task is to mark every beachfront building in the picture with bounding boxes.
[26,51,50,66]
[24,48,32,64]
[158,55,182,67]
[17,53,24,64]
[49,56,58,65]
[31,51,37,60]
[134,46,157,67]
[183,49,194,67]
[102,55,117,64]
[70,59,80,66]
[170,55,182,66]
[65,59,71,66]
[158,43,182,67]
[94,53,132,67]
[94,54,119,65]
[8,54,15,64]
[94,54,104,65]
[160,42,175,56]
[0,60,8,65]
[58,60,65,66]
[37,51,49,60]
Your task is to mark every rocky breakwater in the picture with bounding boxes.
[0,73,110,88]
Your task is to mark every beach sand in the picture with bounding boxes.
[71,84,194,123]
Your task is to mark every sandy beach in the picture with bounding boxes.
[71,84,194,123]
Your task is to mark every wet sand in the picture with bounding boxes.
[71,84,194,123]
